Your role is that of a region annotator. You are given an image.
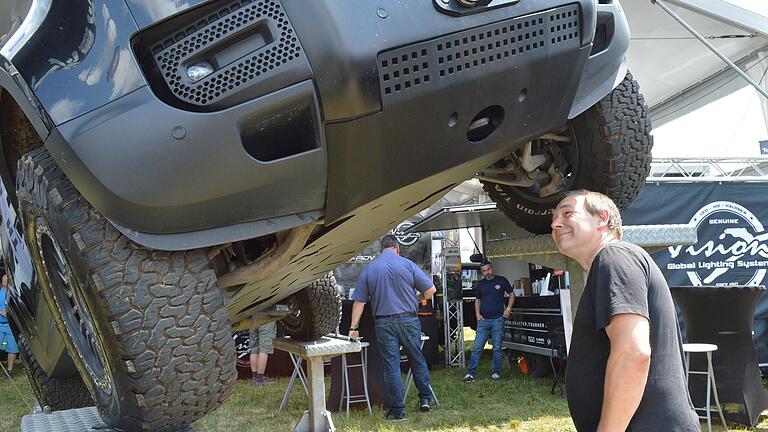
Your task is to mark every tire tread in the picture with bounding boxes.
[282,273,341,341]
[17,333,93,411]
[17,148,236,431]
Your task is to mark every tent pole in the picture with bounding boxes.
[652,0,768,101]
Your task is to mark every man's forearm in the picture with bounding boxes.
[598,348,650,431]
[506,294,515,310]
[419,286,437,301]
[350,301,366,328]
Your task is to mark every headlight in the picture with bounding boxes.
[186,61,215,82]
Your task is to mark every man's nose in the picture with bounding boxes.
[551,216,562,230]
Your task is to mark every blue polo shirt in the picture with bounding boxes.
[351,250,433,317]
[476,276,513,319]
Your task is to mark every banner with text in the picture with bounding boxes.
[622,182,768,366]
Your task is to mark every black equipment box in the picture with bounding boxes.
[503,295,566,359]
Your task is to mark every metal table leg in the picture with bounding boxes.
[308,357,331,431]
[361,347,372,414]
[707,352,727,428]
[338,345,373,416]
[280,353,309,412]
[549,355,564,398]
[274,336,362,432]
[293,356,336,432]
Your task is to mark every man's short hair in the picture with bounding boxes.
[380,234,399,250]
[565,190,623,240]
[480,260,492,267]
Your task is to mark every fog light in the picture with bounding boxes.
[186,62,214,82]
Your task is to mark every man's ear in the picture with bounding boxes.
[597,210,610,230]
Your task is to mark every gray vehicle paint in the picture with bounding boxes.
[0,0,638,372]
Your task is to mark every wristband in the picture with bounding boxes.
[349,327,359,331]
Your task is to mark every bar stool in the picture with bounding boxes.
[683,343,726,432]
[403,335,439,405]
[338,341,372,416]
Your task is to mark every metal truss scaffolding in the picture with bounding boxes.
[443,297,465,368]
[649,157,768,182]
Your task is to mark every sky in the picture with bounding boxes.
[652,86,768,157]
[652,1,768,158]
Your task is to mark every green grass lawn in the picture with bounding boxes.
[2,334,768,431]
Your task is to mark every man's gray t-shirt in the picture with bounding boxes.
[566,242,699,431]
[351,250,433,316]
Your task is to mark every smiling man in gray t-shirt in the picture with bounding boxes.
[551,191,699,432]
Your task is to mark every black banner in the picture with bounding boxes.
[622,183,768,366]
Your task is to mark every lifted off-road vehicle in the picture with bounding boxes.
[0,0,651,429]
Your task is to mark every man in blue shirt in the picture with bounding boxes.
[463,260,514,382]
[0,274,19,378]
[349,235,437,420]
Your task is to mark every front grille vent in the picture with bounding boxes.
[378,4,580,103]
[151,0,301,107]
[549,8,580,45]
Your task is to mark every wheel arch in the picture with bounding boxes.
[0,64,50,200]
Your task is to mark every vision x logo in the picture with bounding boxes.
[667,201,768,286]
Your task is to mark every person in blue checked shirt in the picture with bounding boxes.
[463,260,515,382]
[348,235,437,421]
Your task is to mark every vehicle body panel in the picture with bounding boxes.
[42,0,610,248]
[0,0,634,373]
[6,0,144,125]
[46,80,326,242]
[124,0,208,30]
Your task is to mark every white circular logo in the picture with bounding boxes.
[391,222,421,246]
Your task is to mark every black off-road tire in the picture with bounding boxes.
[17,333,93,411]
[282,272,342,341]
[485,71,653,234]
[17,148,236,431]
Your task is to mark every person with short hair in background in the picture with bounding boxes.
[463,260,514,383]
[348,234,437,421]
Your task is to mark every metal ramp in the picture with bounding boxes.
[484,224,699,311]
[21,407,195,432]
[406,202,700,361]
[21,336,363,432]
